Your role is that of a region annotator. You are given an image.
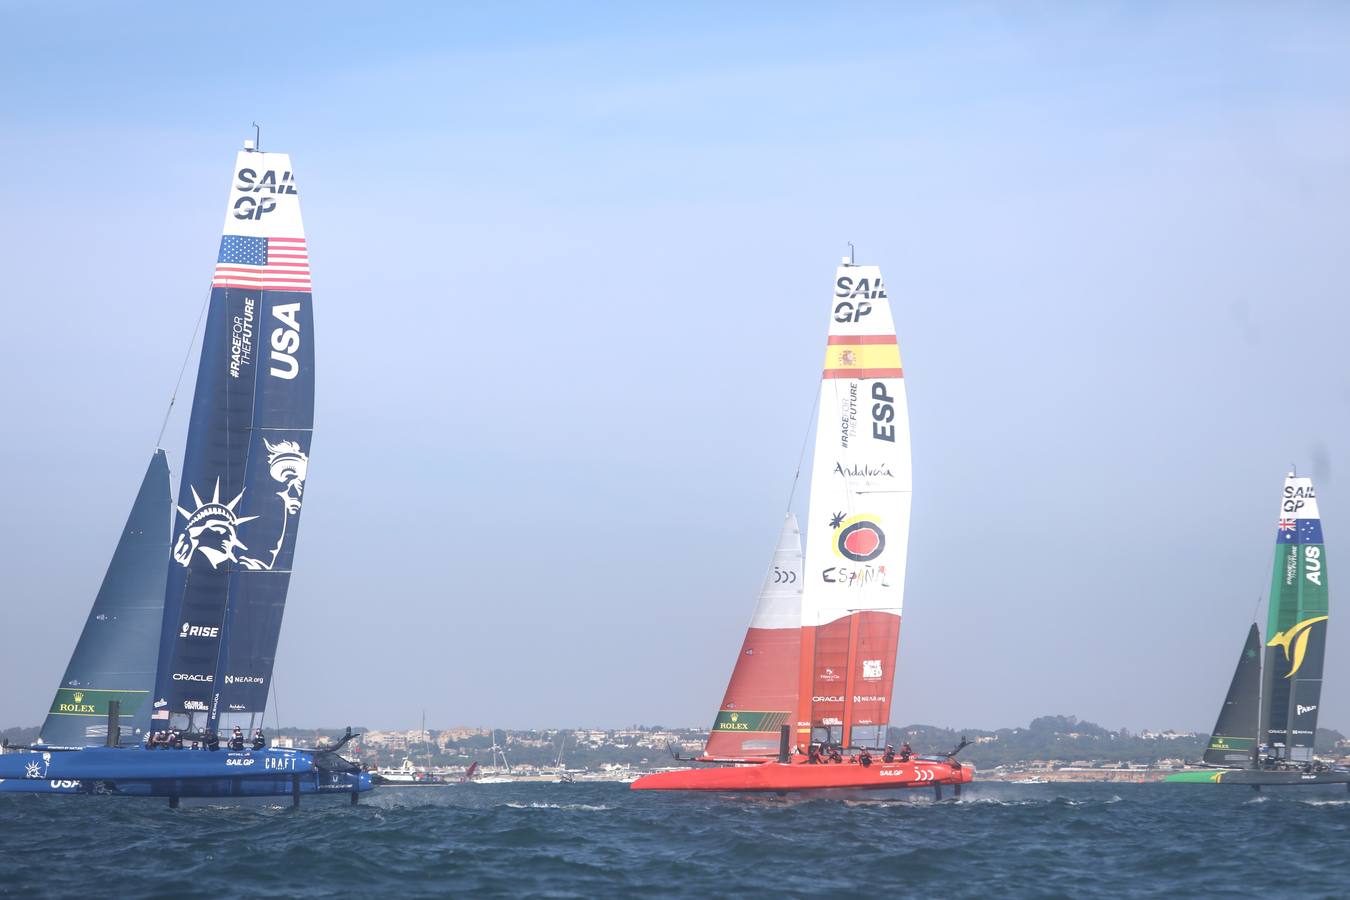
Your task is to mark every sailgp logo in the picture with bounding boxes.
[1267,616,1328,679]
[172,440,308,571]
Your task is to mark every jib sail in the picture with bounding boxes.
[705,514,803,759]
[39,452,170,747]
[794,262,910,751]
[1202,623,1262,767]
[1260,474,1329,762]
[152,146,315,728]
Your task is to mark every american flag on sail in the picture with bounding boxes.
[212,235,311,291]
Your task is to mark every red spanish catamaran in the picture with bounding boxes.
[632,255,972,795]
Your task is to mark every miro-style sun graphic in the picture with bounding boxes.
[831,514,886,563]
[172,478,259,569]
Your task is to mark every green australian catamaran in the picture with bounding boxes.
[1168,472,1344,786]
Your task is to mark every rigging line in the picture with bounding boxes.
[155,285,212,449]
[271,672,281,734]
[784,386,821,514]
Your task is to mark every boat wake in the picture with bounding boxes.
[503,801,614,811]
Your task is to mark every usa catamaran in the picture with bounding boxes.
[0,139,370,804]
[1167,473,1345,787]
[632,258,971,794]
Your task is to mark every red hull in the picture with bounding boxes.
[630,758,973,792]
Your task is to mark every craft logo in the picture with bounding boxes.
[829,512,886,563]
[180,622,220,639]
[1298,704,1318,716]
[172,440,308,571]
[232,167,296,221]
[1267,615,1328,679]
[862,659,883,680]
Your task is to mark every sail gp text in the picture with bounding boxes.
[231,168,297,221]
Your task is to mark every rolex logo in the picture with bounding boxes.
[72,692,83,704]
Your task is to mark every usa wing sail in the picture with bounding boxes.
[705,514,803,759]
[1260,475,1328,762]
[38,452,170,747]
[794,263,910,750]
[153,149,314,727]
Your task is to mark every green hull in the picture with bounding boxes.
[1164,770,1227,783]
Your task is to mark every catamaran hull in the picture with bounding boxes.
[631,759,973,792]
[0,769,372,798]
[1165,769,1350,786]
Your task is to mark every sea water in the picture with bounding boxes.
[4,782,1350,897]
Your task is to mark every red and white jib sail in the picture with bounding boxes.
[794,263,910,751]
[704,515,803,759]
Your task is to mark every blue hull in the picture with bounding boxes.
[0,769,372,798]
[0,746,313,782]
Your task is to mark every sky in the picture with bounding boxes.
[2,2,1349,735]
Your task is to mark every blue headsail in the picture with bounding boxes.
[38,452,170,747]
[152,149,315,729]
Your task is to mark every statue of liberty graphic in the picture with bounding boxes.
[172,439,308,571]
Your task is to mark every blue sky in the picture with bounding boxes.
[2,2,1349,734]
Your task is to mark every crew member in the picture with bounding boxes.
[827,744,843,764]
[171,730,184,750]
[203,728,220,752]
[859,748,873,768]
[252,728,266,750]
[899,742,912,762]
[808,743,824,765]
[882,744,895,763]
[229,726,245,751]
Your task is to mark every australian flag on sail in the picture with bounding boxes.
[213,236,311,291]
[1278,519,1324,544]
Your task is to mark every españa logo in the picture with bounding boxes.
[1268,615,1329,679]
